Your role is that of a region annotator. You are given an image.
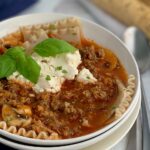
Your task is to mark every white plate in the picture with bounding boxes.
[0,92,141,150]
[0,13,140,146]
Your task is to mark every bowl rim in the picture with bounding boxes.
[0,12,140,145]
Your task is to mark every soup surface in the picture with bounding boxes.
[0,18,131,139]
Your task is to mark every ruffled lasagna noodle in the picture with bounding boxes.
[0,17,136,139]
[115,75,136,119]
[0,121,59,139]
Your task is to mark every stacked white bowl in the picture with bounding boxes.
[0,13,141,150]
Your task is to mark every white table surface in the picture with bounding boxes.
[17,0,145,149]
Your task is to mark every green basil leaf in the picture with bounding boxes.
[34,38,76,57]
[5,47,28,77]
[26,56,41,83]
[5,47,26,62]
[0,55,16,78]
[16,56,41,84]
[5,46,41,83]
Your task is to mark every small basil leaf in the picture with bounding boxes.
[5,46,41,83]
[5,47,26,62]
[17,56,41,84]
[34,38,76,57]
[0,55,16,78]
[16,57,28,79]
[6,46,30,78]
[26,56,41,83]
[6,47,27,70]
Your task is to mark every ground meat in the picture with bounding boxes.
[0,39,127,139]
[51,98,64,111]
[0,73,118,138]
[64,102,77,114]
[80,45,104,60]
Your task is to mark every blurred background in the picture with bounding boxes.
[1,0,150,39]
[0,0,136,39]
[0,0,149,40]
[0,0,150,149]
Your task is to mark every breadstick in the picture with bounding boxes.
[92,0,150,39]
[142,0,150,6]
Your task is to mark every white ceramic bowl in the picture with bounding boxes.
[0,13,140,146]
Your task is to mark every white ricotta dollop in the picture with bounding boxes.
[77,68,97,84]
[8,50,81,93]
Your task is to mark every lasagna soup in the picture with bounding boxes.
[0,17,135,139]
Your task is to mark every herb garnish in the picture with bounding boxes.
[55,66,62,71]
[0,38,76,83]
[86,76,90,79]
[34,38,76,57]
[0,47,41,83]
[0,55,16,78]
[62,69,68,74]
[45,75,51,81]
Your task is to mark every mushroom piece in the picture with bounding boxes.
[2,104,32,127]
